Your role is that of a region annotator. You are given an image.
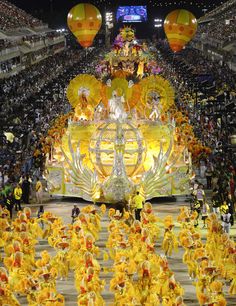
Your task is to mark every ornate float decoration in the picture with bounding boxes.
[45,28,192,203]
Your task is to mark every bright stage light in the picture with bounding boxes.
[106,12,114,28]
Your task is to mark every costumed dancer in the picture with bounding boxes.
[162,216,178,258]
[149,93,161,121]
[141,202,160,242]
[221,207,231,234]
[0,267,20,306]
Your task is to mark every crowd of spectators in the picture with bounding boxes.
[155,40,236,206]
[0,31,64,54]
[22,31,64,45]
[0,44,106,195]
[0,56,20,73]
[0,0,43,31]
[196,0,236,45]
[199,0,236,21]
[156,41,236,148]
[0,39,18,52]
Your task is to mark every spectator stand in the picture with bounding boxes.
[0,1,66,78]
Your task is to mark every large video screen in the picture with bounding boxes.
[116,6,147,23]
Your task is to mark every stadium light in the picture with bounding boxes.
[105,12,114,47]
[105,12,114,29]
[154,17,163,29]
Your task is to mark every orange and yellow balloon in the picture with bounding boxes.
[164,9,197,52]
[67,3,102,48]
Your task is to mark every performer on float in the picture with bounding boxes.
[74,87,93,121]
[137,60,144,78]
[123,41,130,57]
[108,89,127,121]
[94,102,105,122]
[149,92,161,121]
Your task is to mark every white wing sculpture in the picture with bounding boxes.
[61,136,99,201]
[140,136,182,199]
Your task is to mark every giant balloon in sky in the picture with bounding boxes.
[164,9,197,52]
[67,3,102,48]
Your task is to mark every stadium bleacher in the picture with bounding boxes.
[0,0,66,77]
[0,0,44,31]
[196,0,236,45]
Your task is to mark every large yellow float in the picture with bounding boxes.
[45,29,192,203]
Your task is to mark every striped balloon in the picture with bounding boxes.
[67,3,102,48]
[164,9,197,52]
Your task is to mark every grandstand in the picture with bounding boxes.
[0,0,66,78]
[0,0,44,30]
[193,0,236,71]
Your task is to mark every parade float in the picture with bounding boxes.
[44,27,194,203]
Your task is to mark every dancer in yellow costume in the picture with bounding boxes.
[36,250,51,269]
[36,288,64,306]
[229,271,236,295]
[141,202,160,242]
[110,270,137,305]
[162,216,178,257]
[74,252,100,293]
[86,206,101,240]
[7,251,31,295]
[22,207,43,239]
[77,291,105,306]
[0,267,20,306]
[79,267,105,296]
[67,228,83,270]
[208,280,227,305]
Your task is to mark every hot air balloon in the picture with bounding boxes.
[164,9,197,52]
[67,3,102,48]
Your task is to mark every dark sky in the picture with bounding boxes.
[10,0,229,30]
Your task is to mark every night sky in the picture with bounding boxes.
[9,0,229,35]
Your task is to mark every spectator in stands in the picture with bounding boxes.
[0,45,104,193]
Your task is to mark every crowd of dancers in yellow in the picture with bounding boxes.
[178,207,236,305]
[0,202,235,305]
[107,203,183,305]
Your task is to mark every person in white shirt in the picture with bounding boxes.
[193,185,205,208]
[221,208,231,234]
